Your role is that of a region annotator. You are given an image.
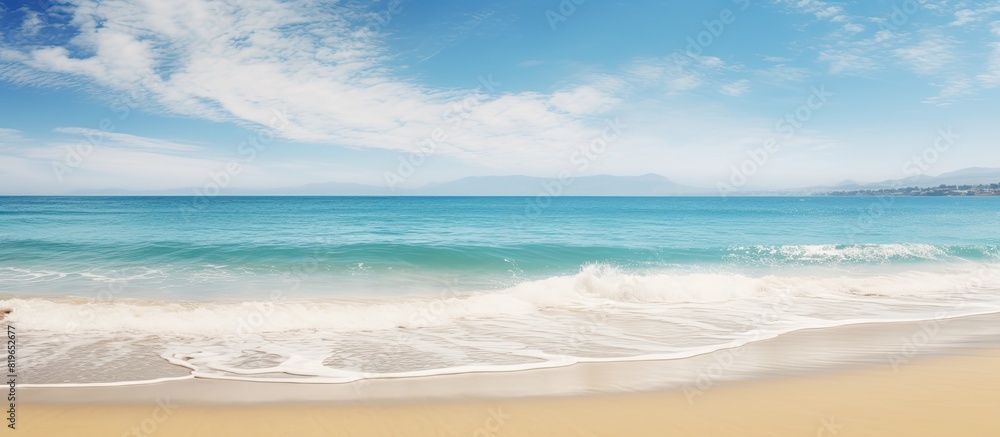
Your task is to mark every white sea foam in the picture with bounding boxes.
[731,243,952,263]
[9,263,1000,386]
[0,267,68,282]
[6,263,1000,335]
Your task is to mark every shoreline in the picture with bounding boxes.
[23,312,1000,405]
[19,348,1000,436]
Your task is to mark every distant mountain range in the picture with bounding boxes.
[416,174,705,196]
[66,167,1000,196]
[803,167,1000,194]
[71,174,709,196]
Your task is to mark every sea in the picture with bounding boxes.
[2,196,999,385]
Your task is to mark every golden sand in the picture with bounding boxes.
[19,349,1000,436]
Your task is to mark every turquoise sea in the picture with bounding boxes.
[2,196,999,384]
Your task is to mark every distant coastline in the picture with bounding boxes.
[818,182,1000,196]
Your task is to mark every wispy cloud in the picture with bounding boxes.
[1,1,999,192]
[842,23,865,33]
[924,76,976,106]
[818,48,878,75]
[0,0,614,170]
[980,42,1000,88]
[761,64,812,82]
[950,5,1000,26]
[549,86,621,115]
[776,0,847,22]
[719,79,751,96]
[52,128,205,152]
[0,128,24,141]
[893,37,956,76]
[789,1,1000,105]
[0,129,270,193]
[623,54,737,94]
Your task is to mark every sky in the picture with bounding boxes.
[0,0,999,194]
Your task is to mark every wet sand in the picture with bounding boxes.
[18,314,1000,436]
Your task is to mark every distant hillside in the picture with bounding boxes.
[808,167,1000,193]
[819,182,1000,196]
[414,174,705,196]
[69,174,706,196]
[62,167,1000,196]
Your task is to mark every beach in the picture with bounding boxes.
[4,0,1000,434]
[6,197,1000,435]
[21,314,1000,436]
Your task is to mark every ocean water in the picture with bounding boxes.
[2,196,1000,385]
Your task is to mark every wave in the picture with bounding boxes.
[8,263,1000,386]
[7,263,1000,335]
[730,243,949,263]
[2,243,997,288]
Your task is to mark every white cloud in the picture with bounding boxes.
[622,54,734,94]
[52,128,205,152]
[19,10,43,36]
[0,0,617,171]
[0,128,26,150]
[719,79,750,96]
[0,128,23,140]
[979,42,1000,88]
[924,76,975,106]
[763,56,793,62]
[777,0,847,22]
[873,30,895,43]
[0,129,271,193]
[985,23,1000,88]
[818,50,875,75]
[893,38,956,76]
[952,9,978,26]
[763,64,811,82]
[950,6,1000,26]
[549,86,621,115]
[668,75,703,92]
[843,23,865,33]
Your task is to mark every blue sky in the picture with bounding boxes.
[1,0,999,194]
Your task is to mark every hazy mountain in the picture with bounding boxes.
[61,168,1000,196]
[70,187,202,195]
[414,174,705,196]
[904,167,1000,186]
[71,182,394,196]
[806,167,1000,193]
[272,182,395,195]
[66,174,706,196]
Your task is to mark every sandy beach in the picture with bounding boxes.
[20,315,1000,436]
